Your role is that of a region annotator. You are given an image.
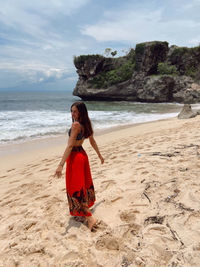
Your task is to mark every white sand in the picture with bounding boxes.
[0,116,200,266]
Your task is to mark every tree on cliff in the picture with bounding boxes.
[111,51,117,57]
[104,48,112,57]
[104,48,117,57]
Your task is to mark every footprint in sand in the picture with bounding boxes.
[7,168,15,172]
[23,220,37,231]
[131,179,138,184]
[144,224,168,235]
[30,164,40,168]
[95,233,120,251]
[43,197,63,214]
[0,199,14,207]
[141,171,149,175]
[115,160,124,164]
[119,222,141,238]
[120,153,129,157]
[39,168,49,172]
[142,225,176,258]
[61,251,79,262]
[35,194,51,200]
[109,155,117,160]
[135,167,144,170]
[115,170,123,175]
[41,159,49,162]
[19,170,29,175]
[135,145,144,149]
[92,220,108,233]
[0,197,21,207]
[60,188,66,192]
[44,163,52,166]
[184,212,200,230]
[119,210,140,223]
[67,234,78,240]
[9,179,20,184]
[100,180,116,191]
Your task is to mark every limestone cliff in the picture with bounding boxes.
[73,41,200,103]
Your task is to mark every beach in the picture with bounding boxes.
[0,115,200,266]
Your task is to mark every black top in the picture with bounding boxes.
[68,124,84,140]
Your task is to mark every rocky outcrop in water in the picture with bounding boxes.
[73,41,200,103]
[178,104,197,119]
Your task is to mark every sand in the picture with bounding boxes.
[0,116,200,267]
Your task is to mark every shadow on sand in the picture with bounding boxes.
[62,199,105,235]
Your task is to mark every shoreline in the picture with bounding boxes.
[0,115,178,152]
[3,100,200,155]
[0,100,183,148]
[0,113,178,148]
[0,116,177,168]
[0,114,189,174]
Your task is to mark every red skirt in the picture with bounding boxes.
[66,147,95,217]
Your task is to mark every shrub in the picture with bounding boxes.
[88,61,135,88]
[185,66,197,78]
[126,48,135,63]
[135,43,145,56]
[73,54,104,66]
[158,62,178,75]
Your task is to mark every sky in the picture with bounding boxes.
[0,0,200,91]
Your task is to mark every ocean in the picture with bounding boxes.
[0,90,185,145]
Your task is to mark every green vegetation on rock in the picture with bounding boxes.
[185,66,197,79]
[135,43,146,56]
[73,54,104,67]
[135,41,169,73]
[157,62,178,75]
[168,45,200,80]
[88,49,135,88]
[88,61,135,88]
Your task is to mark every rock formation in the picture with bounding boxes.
[178,104,197,119]
[73,41,200,103]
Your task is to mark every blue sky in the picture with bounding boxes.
[0,0,200,91]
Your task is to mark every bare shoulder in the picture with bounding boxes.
[71,121,81,131]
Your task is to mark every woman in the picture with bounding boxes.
[54,101,104,231]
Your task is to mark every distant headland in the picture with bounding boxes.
[73,41,200,103]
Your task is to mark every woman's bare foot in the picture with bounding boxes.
[86,216,97,231]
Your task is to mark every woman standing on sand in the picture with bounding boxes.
[54,102,104,231]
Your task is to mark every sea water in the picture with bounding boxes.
[0,90,184,145]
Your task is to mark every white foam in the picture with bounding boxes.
[0,108,180,145]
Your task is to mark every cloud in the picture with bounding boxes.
[189,37,200,45]
[0,0,90,22]
[81,9,163,43]
[181,0,200,10]
[0,0,91,89]
[81,1,200,46]
[0,0,90,42]
[0,0,200,90]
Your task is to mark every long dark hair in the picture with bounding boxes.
[71,102,93,138]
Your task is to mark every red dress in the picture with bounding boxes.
[66,146,95,217]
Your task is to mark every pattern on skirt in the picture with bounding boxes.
[67,184,95,216]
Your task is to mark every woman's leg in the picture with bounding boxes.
[84,207,97,230]
[86,215,97,230]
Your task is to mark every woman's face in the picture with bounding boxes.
[71,105,79,121]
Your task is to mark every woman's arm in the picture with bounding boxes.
[89,135,104,164]
[54,122,80,177]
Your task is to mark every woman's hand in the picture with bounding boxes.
[99,155,104,164]
[54,165,63,178]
